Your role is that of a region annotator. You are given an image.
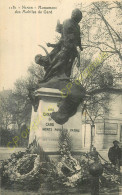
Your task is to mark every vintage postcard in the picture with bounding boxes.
[0,0,122,194]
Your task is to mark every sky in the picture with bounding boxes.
[0,0,86,91]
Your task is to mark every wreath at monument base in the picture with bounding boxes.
[0,136,120,192]
[1,148,41,190]
[56,157,82,187]
[9,154,40,180]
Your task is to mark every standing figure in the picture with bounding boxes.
[108,140,121,170]
[35,8,83,82]
[90,147,101,162]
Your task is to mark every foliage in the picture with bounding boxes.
[12,78,32,129]
[0,63,44,142]
[58,129,72,154]
[0,90,14,130]
[27,63,44,90]
[0,129,17,147]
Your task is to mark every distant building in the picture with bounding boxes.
[82,79,122,150]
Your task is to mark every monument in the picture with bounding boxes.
[29,8,85,156]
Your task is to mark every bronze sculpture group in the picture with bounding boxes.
[35,8,83,82]
[31,8,86,125]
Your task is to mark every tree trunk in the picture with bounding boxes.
[90,123,95,151]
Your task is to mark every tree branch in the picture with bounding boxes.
[85,109,94,123]
[107,21,122,42]
[88,87,122,96]
[88,40,115,50]
[83,44,116,54]
[93,3,117,50]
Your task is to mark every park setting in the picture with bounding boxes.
[0,0,122,194]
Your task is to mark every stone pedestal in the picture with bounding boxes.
[29,88,83,154]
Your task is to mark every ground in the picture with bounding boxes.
[0,188,120,195]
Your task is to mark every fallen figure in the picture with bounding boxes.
[51,80,86,125]
[29,77,86,125]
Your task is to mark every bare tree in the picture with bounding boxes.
[81,1,122,62]
[0,90,13,130]
[82,93,110,148]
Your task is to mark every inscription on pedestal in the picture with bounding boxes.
[29,88,83,153]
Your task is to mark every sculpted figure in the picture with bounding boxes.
[35,8,83,82]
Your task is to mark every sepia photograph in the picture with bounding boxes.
[0,0,122,194]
